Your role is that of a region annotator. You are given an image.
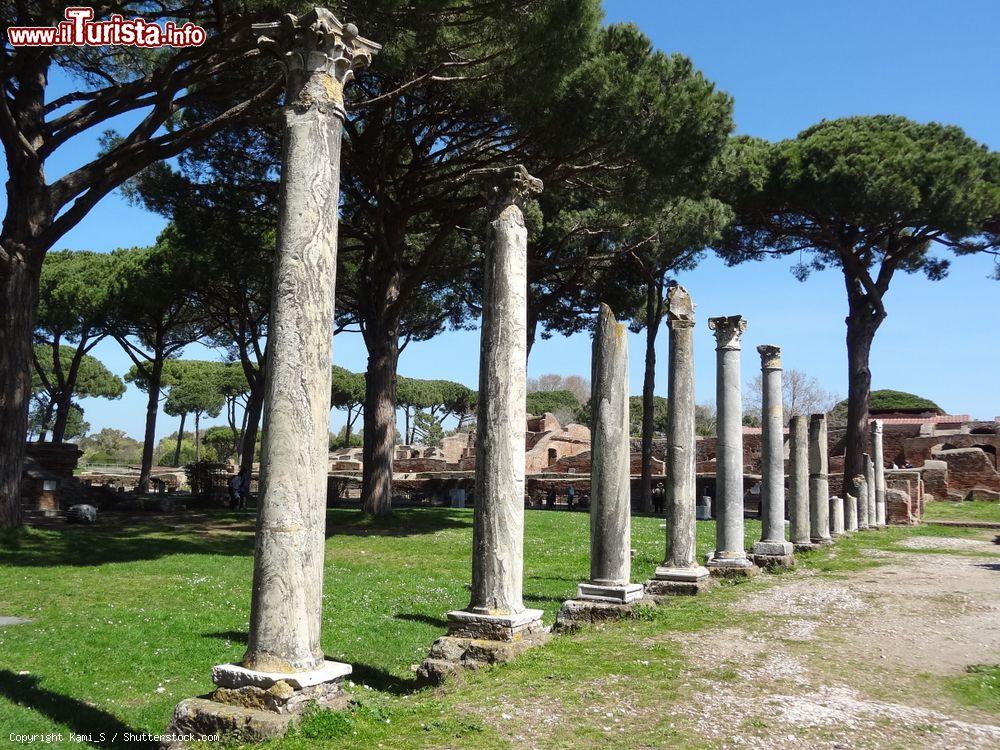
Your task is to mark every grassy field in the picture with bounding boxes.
[0,505,993,749]
[922,499,1000,524]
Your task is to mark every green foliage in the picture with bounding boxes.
[78,428,142,465]
[526,389,581,418]
[330,426,363,450]
[32,345,125,401]
[866,389,941,413]
[331,366,366,411]
[948,665,1000,712]
[412,411,444,447]
[201,425,240,463]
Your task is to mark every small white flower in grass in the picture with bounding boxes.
[156,687,165,694]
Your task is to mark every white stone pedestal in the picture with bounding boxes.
[577,582,645,604]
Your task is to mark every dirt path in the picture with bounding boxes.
[671,530,1000,749]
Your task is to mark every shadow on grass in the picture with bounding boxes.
[0,670,154,749]
[347,663,419,695]
[324,508,472,539]
[394,613,448,628]
[204,630,248,644]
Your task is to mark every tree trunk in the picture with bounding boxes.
[137,355,164,493]
[0,248,43,529]
[239,378,264,477]
[38,399,55,442]
[361,328,399,516]
[343,405,354,448]
[194,411,201,463]
[51,345,87,443]
[403,406,411,447]
[842,275,885,490]
[638,286,659,514]
[174,412,186,467]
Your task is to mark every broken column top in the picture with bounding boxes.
[666,284,695,328]
[757,344,781,369]
[481,165,543,214]
[871,419,883,435]
[255,8,381,112]
[708,315,747,350]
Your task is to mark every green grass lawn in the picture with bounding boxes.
[922,500,1000,524]
[4,507,992,749]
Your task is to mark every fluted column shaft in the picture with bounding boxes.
[808,413,832,544]
[788,416,811,545]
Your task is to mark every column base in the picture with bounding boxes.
[577,581,645,604]
[162,661,351,748]
[748,552,796,570]
[705,553,759,578]
[751,540,793,557]
[554,595,654,631]
[416,609,549,685]
[793,541,818,553]
[645,565,712,597]
[810,536,834,545]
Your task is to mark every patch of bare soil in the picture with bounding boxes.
[673,530,1000,748]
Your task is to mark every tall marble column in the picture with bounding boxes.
[167,12,380,737]
[750,345,793,567]
[808,413,833,544]
[236,10,379,682]
[448,165,544,638]
[648,286,710,595]
[864,453,877,528]
[871,420,887,527]
[788,415,812,548]
[577,305,643,604]
[853,474,870,530]
[706,316,756,575]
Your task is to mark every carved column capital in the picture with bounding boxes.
[481,165,543,219]
[757,344,781,370]
[870,419,883,435]
[708,315,747,350]
[255,8,380,116]
[666,284,696,329]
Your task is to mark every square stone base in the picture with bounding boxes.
[793,541,817,552]
[446,608,545,642]
[644,565,712,597]
[577,581,645,604]
[212,660,351,690]
[751,540,793,557]
[748,553,796,570]
[705,553,759,578]
[163,667,350,748]
[554,596,655,630]
[810,536,835,545]
[416,630,550,685]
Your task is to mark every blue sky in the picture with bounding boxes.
[7,0,999,443]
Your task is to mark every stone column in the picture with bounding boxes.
[829,495,845,536]
[871,420,887,527]
[788,415,811,548]
[808,413,832,544]
[168,10,379,736]
[852,475,869,530]
[706,316,756,575]
[576,305,643,604]
[648,286,710,595]
[864,453,877,528]
[449,165,544,636]
[750,345,793,567]
[845,489,859,532]
[237,10,378,681]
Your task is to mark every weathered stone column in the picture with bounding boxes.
[750,345,794,568]
[580,305,642,601]
[167,10,379,738]
[647,286,710,596]
[808,413,833,544]
[864,453,877,528]
[871,420,887,527]
[557,306,644,627]
[788,415,811,549]
[853,474,870,530]
[706,316,756,576]
[418,166,546,682]
[845,487,859,532]
[829,495,845,536]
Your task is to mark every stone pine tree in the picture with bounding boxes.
[0,1,290,528]
[32,250,116,442]
[715,116,1000,486]
[30,345,125,440]
[108,241,209,492]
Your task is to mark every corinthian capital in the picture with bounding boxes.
[666,284,695,329]
[708,315,747,350]
[870,419,883,435]
[481,165,543,218]
[757,344,781,369]
[255,8,381,115]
